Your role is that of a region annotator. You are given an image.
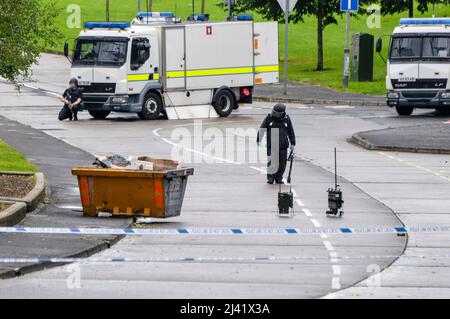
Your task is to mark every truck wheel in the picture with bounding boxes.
[213,90,235,117]
[395,106,414,116]
[139,92,162,120]
[88,110,111,119]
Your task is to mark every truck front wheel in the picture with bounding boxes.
[139,92,163,120]
[88,110,111,119]
[213,90,235,117]
[395,106,414,116]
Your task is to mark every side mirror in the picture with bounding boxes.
[376,38,383,53]
[64,42,69,57]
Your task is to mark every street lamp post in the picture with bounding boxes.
[283,0,289,95]
[343,10,350,88]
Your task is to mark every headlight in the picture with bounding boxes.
[112,96,129,104]
[387,92,399,99]
[441,92,450,99]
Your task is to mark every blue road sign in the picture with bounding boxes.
[340,0,358,12]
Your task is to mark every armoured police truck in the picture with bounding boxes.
[64,12,279,120]
[378,18,450,116]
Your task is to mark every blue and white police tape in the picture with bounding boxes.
[2,254,450,264]
[0,225,448,236]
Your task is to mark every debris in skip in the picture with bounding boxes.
[93,155,180,171]
[72,155,193,219]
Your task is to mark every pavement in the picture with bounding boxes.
[254,82,386,106]
[0,54,449,298]
[0,82,131,279]
[352,123,450,154]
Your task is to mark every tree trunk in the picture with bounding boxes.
[201,0,205,14]
[408,0,414,18]
[316,10,324,71]
[106,0,110,21]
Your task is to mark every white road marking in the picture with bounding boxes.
[152,128,161,137]
[154,126,343,295]
[55,205,83,211]
[329,252,339,263]
[295,198,305,207]
[323,241,335,251]
[379,152,450,182]
[332,265,342,275]
[250,166,267,174]
[325,105,354,109]
[332,277,341,290]
[161,137,242,165]
[310,219,321,227]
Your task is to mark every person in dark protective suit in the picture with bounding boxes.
[59,78,83,121]
[257,104,296,184]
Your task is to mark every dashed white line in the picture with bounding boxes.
[379,151,450,182]
[329,251,339,263]
[323,241,335,251]
[295,199,305,207]
[332,277,341,290]
[250,166,267,174]
[301,208,312,216]
[332,265,342,275]
[154,128,343,294]
[310,218,321,228]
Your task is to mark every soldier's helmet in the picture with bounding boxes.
[272,104,286,120]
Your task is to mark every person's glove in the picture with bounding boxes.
[290,145,295,152]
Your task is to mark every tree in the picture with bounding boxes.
[201,0,205,14]
[106,0,110,21]
[0,0,61,83]
[380,0,447,18]
[231,0,374,71]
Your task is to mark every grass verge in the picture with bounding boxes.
[0,140,37,172]
[52,0,450,95]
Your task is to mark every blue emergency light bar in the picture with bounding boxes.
[188,14,208,21]
[84,22,130,29]
[137,12,174,18]
[237,14,253,21]
[400,18,450,25]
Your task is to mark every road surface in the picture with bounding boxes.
[0,55,448,298]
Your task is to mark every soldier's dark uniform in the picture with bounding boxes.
[257,104,296,184]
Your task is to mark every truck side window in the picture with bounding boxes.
[131,38,150,70]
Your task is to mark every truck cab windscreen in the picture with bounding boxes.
[390,37,421,60]
[73,39,128,66]
[390,36,450,61]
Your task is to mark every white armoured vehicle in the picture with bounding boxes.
[64,12,279,120]
[378,18,450,116]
